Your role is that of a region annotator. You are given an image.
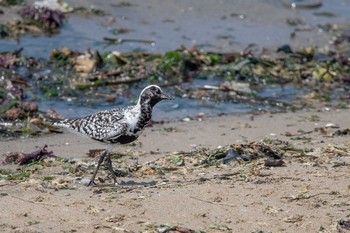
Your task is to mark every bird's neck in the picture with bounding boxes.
[135,100,152,124]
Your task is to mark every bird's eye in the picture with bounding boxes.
[152,87,159,93]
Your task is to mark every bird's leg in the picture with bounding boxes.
[87,149,108,186]
[105,154,118,184]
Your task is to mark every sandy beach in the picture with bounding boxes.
[1,108,350,232]
[1,0,350,232]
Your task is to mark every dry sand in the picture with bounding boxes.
[1,108,350,233]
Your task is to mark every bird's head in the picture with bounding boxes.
[138,85,174,107]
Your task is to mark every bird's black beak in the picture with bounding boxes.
[160,92,174,100]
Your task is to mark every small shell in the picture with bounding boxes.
[325,123,339,128]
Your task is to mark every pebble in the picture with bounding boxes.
[182,117,191,122]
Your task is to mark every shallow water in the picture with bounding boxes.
[1,0,349,119]
[2,0,350,57]
[35,83,306,121]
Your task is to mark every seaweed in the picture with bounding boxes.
[2,145,56,165]
[19,6,65,32]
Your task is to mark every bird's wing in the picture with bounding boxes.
[91,123,126,142]
[58,107,131,141]
[101,107,133,141]
[85,107,130,141]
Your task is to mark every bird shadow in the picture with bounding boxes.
[90,180,157,188]
[117,180,157,187]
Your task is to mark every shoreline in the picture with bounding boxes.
[1,107,350,160]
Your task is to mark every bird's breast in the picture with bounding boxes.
[123,106,151,138]
[111,135,138,144]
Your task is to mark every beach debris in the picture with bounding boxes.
[222,149,249,164]
[135,140,290,178]
[281,0,322,9]
[72,5,105,16]
[87,149,105,158]
[0,51,20,68]
[230,142,283,160]
[304,143,350,166]
[2,145,56,165]
[0,0,24,6]
[314,125,349,137]
[325,123,339,129]
[314,127,328,136]
[284,129,314,137]
[277,44,293,53]
[145,224,195,233]
[110,27,133,35]
[33,0,74,13]
[3,101,38,120]
[0,3,67,38]
[290,136,312,141]
[283,215,304,223]
[333,128,350,136]
[321,145,350,157]
[20,5,66,32]
[74,51,100,74]
[312,65,337,82]
[337,219,350,231]
[103,37,155,46]
[0,169,30,181]
[264,159,285,167]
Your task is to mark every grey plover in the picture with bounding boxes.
[55,85,173,186]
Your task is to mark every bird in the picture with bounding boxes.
[54,85,173,186]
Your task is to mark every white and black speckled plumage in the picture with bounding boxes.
[56,106,138,144]
[55,85,173,186]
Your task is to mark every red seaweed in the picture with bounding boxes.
[20,6,65,31]
[2,145,56,165]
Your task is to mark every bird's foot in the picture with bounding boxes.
[86,180,97,187]
[109,171,119,185]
